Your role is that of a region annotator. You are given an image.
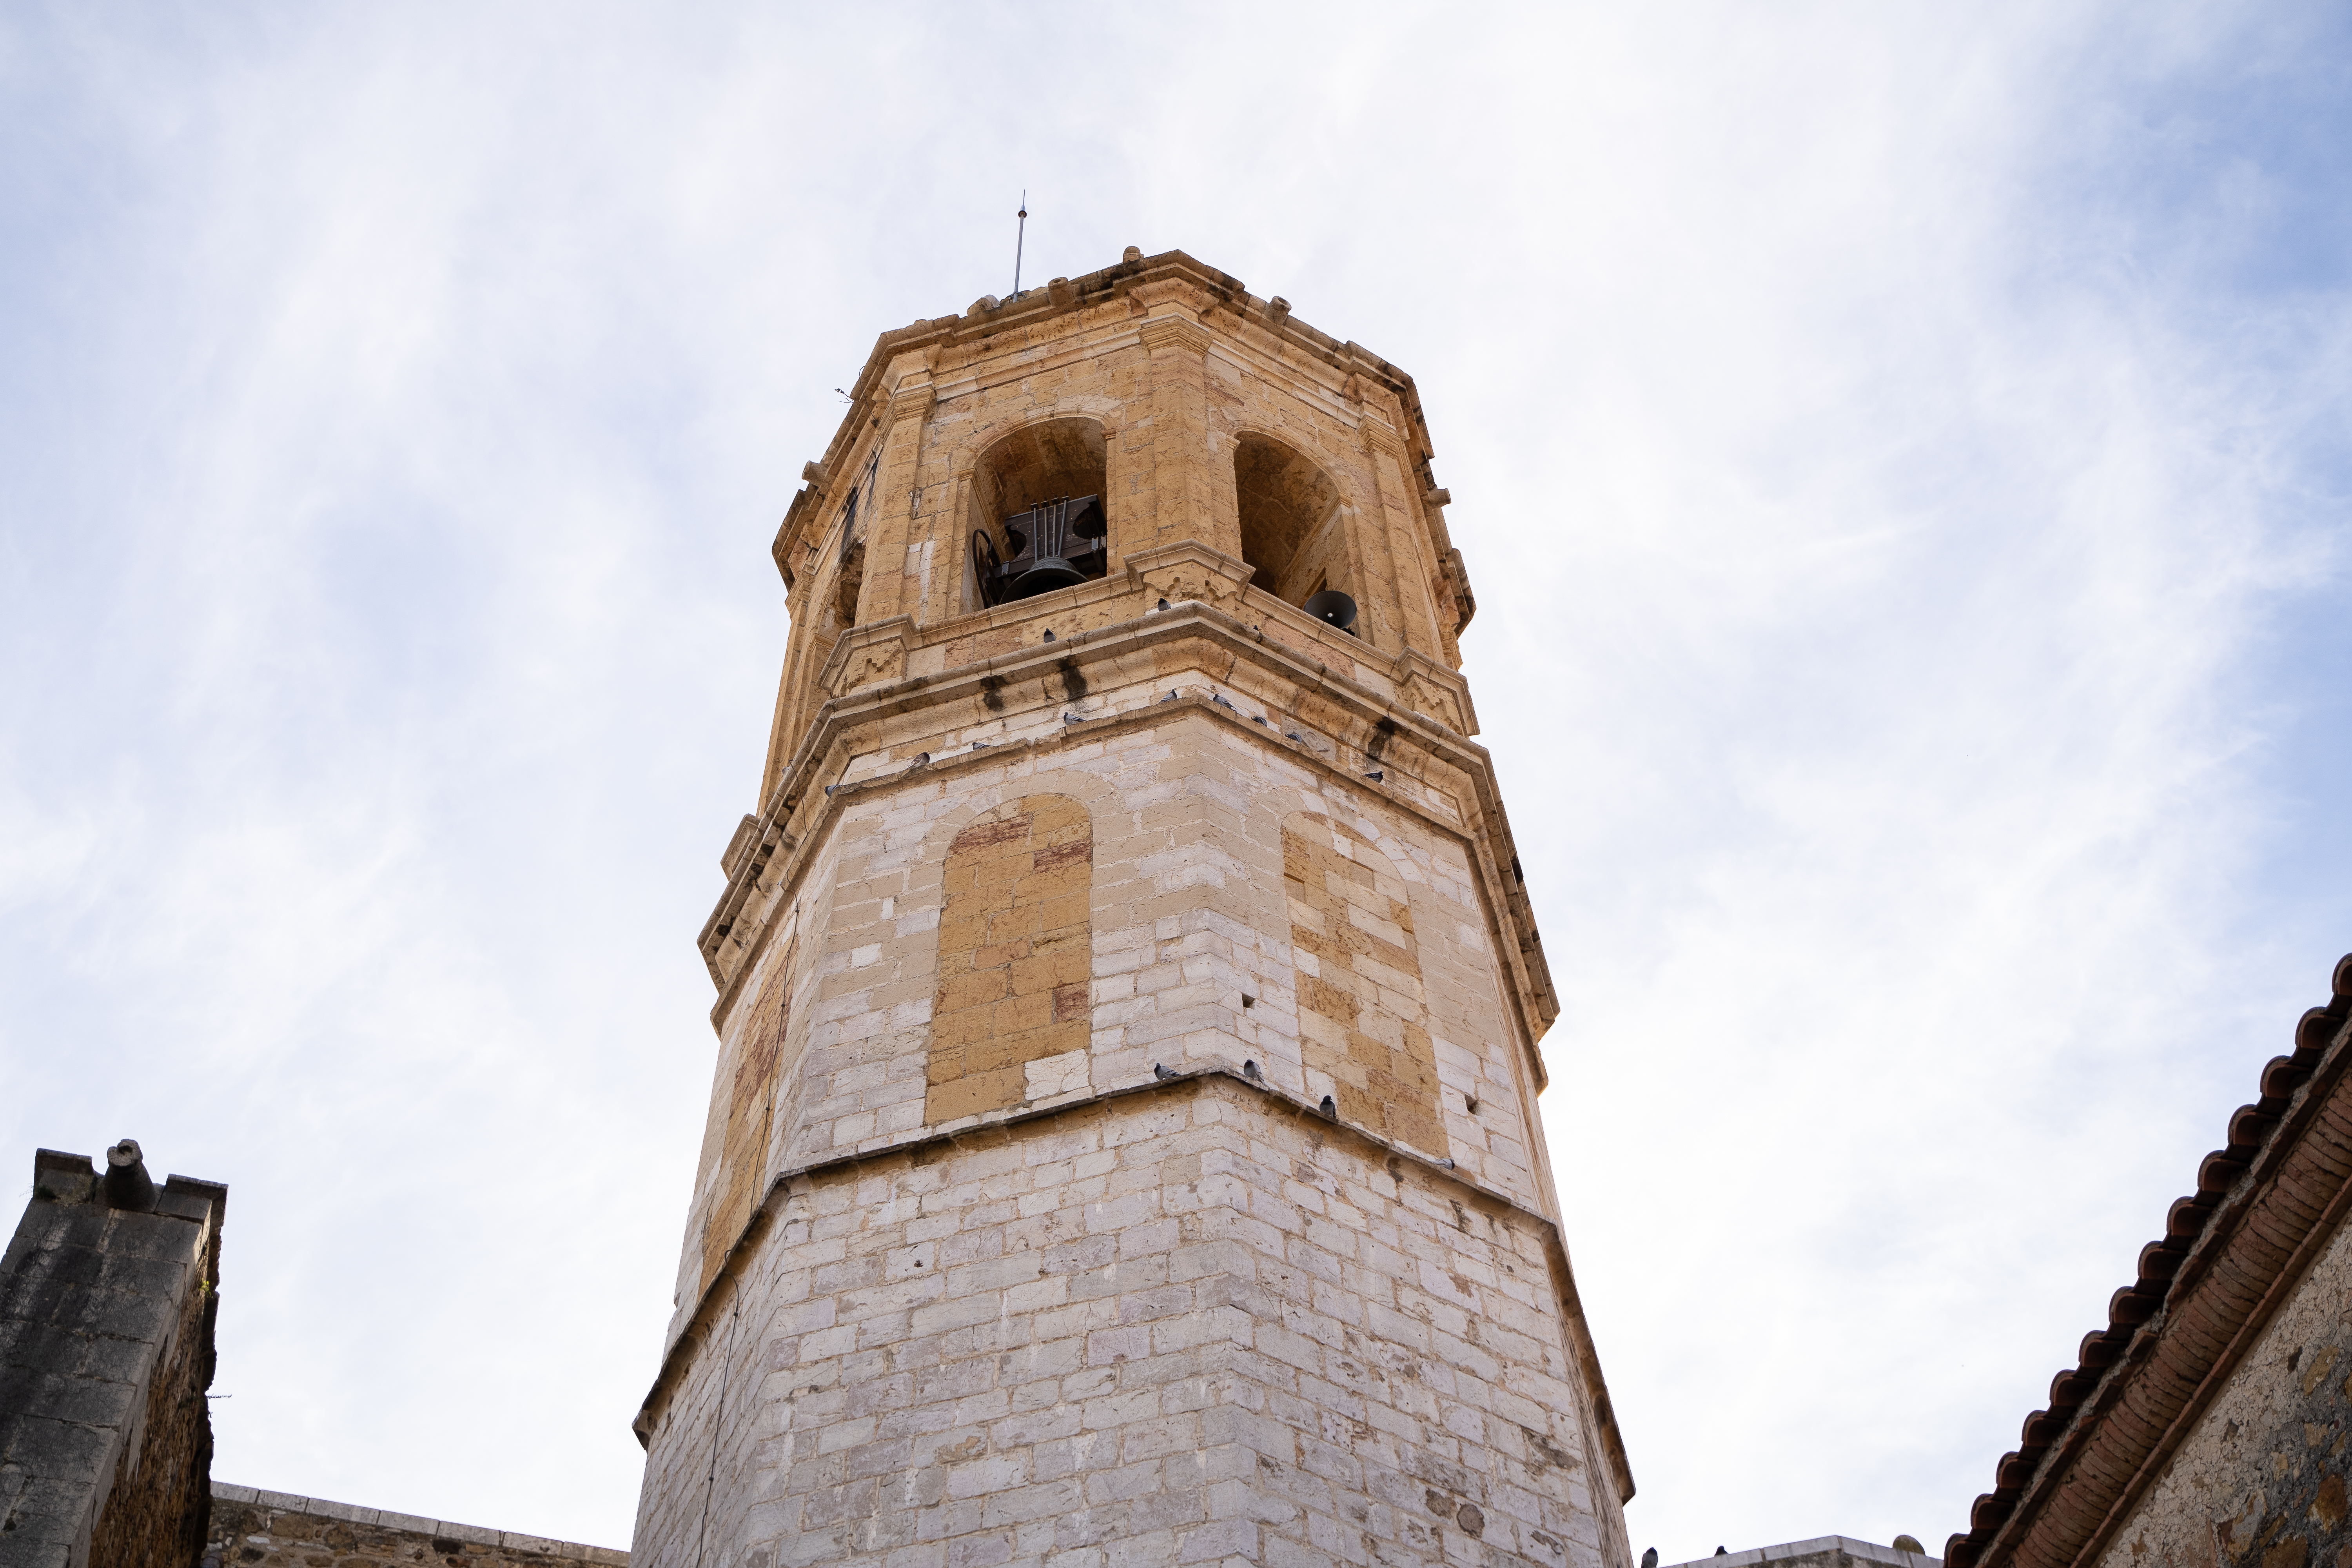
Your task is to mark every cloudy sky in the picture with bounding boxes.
[5,3,2350,1557]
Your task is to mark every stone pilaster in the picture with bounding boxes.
[853,361,937,628]
[1359,415,1445,660]
[1132,310,1230,559]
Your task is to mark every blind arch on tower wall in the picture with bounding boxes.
[1281,810,1450,1160]
[700,930,797,1297]
[926,793,1094,1123]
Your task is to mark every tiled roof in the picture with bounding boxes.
[1948,953,2352,1568]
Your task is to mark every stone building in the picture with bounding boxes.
[627,248,1637,1568]
[1945,954,2352,1568]
[0,1142,223,1568]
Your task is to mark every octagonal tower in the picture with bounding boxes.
[629,248,1634,1568]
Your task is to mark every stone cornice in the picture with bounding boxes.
[769,483,822,588]
[885,382,936,426]
[1137,313,1211,356]
[1392,645,1479,736]
[1358,417,1410,459]
[802,250,1444,506]
[814,614,916,696]
[700,559,1558,1077]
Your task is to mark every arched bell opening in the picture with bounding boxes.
[966,418,1110,610]
[1234,434,1352,631]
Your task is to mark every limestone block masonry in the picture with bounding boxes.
[632,249,1633,1568]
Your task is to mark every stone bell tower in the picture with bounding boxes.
[628,248,1635,1568]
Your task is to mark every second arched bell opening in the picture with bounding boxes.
[966,417,1112,609]
[1236,431,1357,637]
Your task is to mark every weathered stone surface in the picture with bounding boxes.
[1284,811,1448,1160]
[0,1147,223,1568]
[927,794,1096,1123]
[637,1076,1618,1568]
[2092,1210,2352,1568]
[203,1485,628,1566]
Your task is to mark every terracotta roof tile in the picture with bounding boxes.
[1948,953,2352,1568]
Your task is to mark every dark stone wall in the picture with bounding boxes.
[0,1148,222,1568]
[85,1258,214,1568]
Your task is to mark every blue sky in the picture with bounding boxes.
[3,4,2349,1556]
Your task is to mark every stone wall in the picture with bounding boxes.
[0,1144,223,1568]
[83,1240,213,1568]
[667,699,1555,1358]
[205,1485,627,1567]
[632,1073,1626,1568]
[643,596,1619,1568]
[1284,810,1450,1158]
[2093,1207,2352,1568]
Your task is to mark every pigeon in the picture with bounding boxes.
[1153,1063,1176,1080]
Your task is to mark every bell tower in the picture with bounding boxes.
[629,249,1635,1568]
